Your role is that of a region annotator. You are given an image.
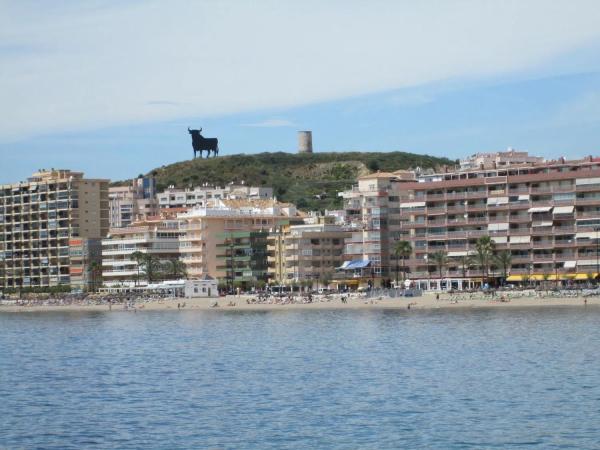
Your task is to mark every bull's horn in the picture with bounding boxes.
[188,127,190,131]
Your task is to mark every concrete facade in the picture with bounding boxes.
[101,219,181,286]
[178,199,295,281]
[0,169,109,291]
[267,223,350,287]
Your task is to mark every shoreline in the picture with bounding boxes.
[0,293,597,313]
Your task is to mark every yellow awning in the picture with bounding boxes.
[506,275,525,282]
[507,273,595,282]
[574,273,598,280]
[546,274,571,281]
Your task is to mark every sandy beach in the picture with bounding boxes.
[1,292,598,313]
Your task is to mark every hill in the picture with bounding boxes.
[140,151,455,211]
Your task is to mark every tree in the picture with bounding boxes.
[14,266,24,299]
[131,251,145,286]
[89,261,102,292]
[392,240,412,287]
[141,255,162,283]
[430,250,448,279]
[493,250,512,285]
[319,272,333,290]
[458,254,475,279]
[166,259,187,280]
[475,236,496,287]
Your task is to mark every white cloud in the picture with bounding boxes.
[1,0,600,141]
[242,118,296,128]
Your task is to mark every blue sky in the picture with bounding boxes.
[1,1,600,183]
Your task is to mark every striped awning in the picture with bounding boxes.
[553,206,574,214]
[528,206,552,213]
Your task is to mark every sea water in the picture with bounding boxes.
[1,307,599,449]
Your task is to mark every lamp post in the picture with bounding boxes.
[394,237,399,289]
[424,254,430,291]
[595,226,600,285]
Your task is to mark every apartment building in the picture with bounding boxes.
[342,154,600,290]
[101,219,181,286]
[0,169,109,291]
[267,223,350,287]
[109,176,157,228]
[459,149,544,171]
[218,230,269,288]
[157,184,273,210]
[178,199,295,281]
[340,170,416,286]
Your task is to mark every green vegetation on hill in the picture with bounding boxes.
[142,151,454,211]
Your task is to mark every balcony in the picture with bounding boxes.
[531,241,554,249]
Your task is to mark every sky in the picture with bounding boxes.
[1,0,600,183]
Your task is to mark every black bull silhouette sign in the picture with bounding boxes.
[188,127,219,159]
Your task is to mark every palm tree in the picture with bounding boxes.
[430,250,448,280]
[131,251,145,286]
[392,240,412,287]
[142,255,161,283]
[494,250,512,286]
[14,266,23,299]
[458,254,475,279]
[319,272,332,291]
[167,259,187,280]
[475,236,496,287]
[89,261,102,292]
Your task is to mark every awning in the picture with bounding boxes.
[338,259,371,270]
[576,177,600,185]
[576,232,597,239]
[528,206,552,213]
[491,236,508,243]
[510,236,530,244]
[400,201,426,208]
[506,275,525,282]
[488,223,509,231]
[564,261,577,268]
[529,274,546,281]
[546,274,571,281]
[575,273,598,280]
[577,259,598,266]
[518,194,530,201]
[553,206,574,214]
[532,221,553,227]
[448,251,469,257]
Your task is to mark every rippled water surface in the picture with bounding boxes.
[1,307,600,449]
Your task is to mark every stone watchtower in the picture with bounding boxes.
[298,131,313,154]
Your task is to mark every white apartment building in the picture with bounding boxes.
[157,184,273,209]
[178,199,295,280]
[102,219,181,286]
[459,149,544,171]
[108,177,157,228]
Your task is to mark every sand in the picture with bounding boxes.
[0,292,597,313]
